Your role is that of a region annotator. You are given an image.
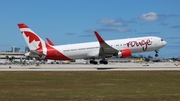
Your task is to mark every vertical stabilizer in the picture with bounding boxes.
[17,23,47,55]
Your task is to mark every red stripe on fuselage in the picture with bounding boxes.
[45,44,71,60]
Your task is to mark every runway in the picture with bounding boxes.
[0,62,180,71]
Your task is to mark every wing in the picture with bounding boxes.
[94,31,118,57]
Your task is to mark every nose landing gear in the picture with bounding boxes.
[155,50,159,57]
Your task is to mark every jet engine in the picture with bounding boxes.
[113,49,132,58]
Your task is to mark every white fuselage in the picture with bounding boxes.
[49,36,166,59]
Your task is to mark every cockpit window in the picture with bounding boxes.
[161,39,163,41]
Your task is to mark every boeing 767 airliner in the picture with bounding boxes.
[18,23,166,64]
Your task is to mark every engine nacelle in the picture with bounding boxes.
[115,49,132,58]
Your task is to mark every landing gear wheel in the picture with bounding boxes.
[99,60,108,65]
[93,61,98,65]
[155,54,158,57]
[90,60,94,64]
[155,50,159,57]
[90,60,98,65]
[104,61,108,65]
[99,60,104,64]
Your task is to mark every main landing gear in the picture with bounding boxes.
[89,58,108,65]
[90,60,98,65]
[155,50,159,57]
[99,58,108,65]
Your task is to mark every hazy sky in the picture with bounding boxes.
[0,0,180,57]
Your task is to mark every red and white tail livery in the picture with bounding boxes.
[18,23,167,64]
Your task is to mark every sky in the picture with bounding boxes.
[0,0,180,58]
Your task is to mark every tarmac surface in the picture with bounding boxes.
[0,62,180,71]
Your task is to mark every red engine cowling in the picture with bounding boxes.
[118,49,132,58]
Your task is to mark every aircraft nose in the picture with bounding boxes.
[163,41,167,46]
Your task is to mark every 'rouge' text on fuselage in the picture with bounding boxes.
[127,39,152,51]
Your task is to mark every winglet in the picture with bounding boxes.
[94,31,105,44]
[46,38,54,46]
[94,31,118,57]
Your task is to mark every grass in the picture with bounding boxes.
[0,71,180,101]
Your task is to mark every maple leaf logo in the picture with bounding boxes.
[23,31,42,50]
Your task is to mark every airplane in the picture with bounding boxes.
[17,23,167,64]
